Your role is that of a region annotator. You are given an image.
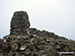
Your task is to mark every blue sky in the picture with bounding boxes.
[0,0,75,40]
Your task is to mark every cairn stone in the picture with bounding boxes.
[10,11,30,35]
[0,11,75,56]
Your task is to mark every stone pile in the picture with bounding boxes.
[0,11,75,56]
[29,28,67,40]
[0,35,56,56]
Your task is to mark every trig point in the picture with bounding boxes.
[10,11,30,35]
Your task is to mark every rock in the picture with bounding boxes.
[3,39,6,42]
[20,45,27,51]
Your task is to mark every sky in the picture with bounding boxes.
[0,0,75,40]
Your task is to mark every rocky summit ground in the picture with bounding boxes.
[0,11,75,56]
